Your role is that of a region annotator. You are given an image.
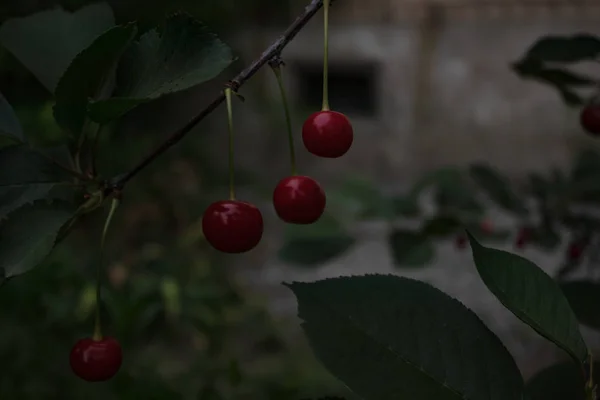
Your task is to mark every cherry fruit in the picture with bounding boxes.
[455,235,467,250]
[202,200,263,253]
[70,337,122,382]
[480,219,493,234]
[302,110,353,158]
[580,104,600,136]
[273,175,326,224]
[515,227,532,249]
[567,242,585,262]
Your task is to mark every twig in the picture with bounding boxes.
[108,0,327,192]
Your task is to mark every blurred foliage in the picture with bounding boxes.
[0,1,348,399]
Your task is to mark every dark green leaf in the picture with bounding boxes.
[337,177,394,220]
[571,149,600,181]
[428,169,483,216]
[464,223,511,243]
[0,145,73,218]
[53,23,137,135]
[560,281,600,330]
[285,275,526,400]
[530,226,561,251]
[467,233,588,365]
[88,13,234,122]
[0,92,24,143]
[390,195,420,217]
[421,215,461,237]
[529,173,550,199]
[557,87,585,106]
[526,361,600,400]
[283,213,344,239]
[0,200,75,278]
[469,164,527,215]
[0,3,115,92]
[388,229,434,268]
[514,61,595,86]
[278,236,355,267]
[523,34,600,63]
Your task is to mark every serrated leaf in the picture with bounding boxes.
[467,233,588,365]
[285,274,526,400]
[88,13,233,122]
[0,3,115,93]
[278,235,355,267]
[469,164,527,216]
[0,145,73,218]
[53,23,137,135]
[560,281,600,330]
[388,229,434,268]
[0,92,24,143]
[523,34,600,63]
[526,361,600,400]
[0,200,75,278]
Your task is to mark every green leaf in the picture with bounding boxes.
[0,200,75,278]
[464,223,511,243]
[283,213,344,239]
[421,168,484,216]
[390,195,420,217]
[0,92,24,143]
[53,23,137,135]
[279,214,355,266]
[526,361,600,400]
[285,275,526,400]
[560,281,600,330]
[511,60,592,106]
[337,177,394,220]
[467,233,588,365]
[88,13,234,122]
[421,215,462,237]
[529,226,561,251]
[523,34,600,63]
[0,3,115,93]
[278,235,355,267]
[0,145,73,218]
[469,164,527,215]
[388,229,434,268]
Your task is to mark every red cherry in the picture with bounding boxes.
[455,235,467,250]
[568,242,585,261]
[70,337,122,382]
[580,105,600,135]
[202,200,263,253]
[515,227,532,249]
[302,110,353,158]
[480,220,493,234]
[273,175,326,224]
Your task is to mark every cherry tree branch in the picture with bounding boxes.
[109,0,330,192]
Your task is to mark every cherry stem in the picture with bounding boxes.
[225,88,236,200]
[270,60,297,175]
[321,0,330,111]
[92,197,120,341]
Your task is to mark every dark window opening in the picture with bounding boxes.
[294,62,378,117]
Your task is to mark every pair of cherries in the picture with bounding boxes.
[202,110,353,254]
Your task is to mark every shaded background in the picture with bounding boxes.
[2,0,600,399]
